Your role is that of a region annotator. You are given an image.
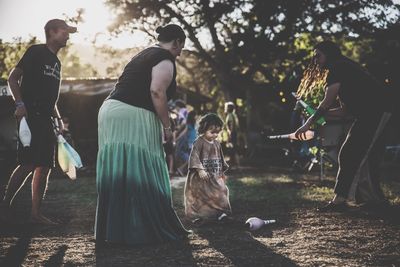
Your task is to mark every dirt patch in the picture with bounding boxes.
[1,167,399,266]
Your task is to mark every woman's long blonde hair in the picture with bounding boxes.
[296,61,328,100]
[297,41,343,100]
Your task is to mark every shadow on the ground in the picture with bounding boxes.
[1,228,32,267]
[94,238,196,266]
[346,203,400,225]
[42,244,68,267]
[194,221,298,266]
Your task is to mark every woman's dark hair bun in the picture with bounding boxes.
[156,24,186,42]
[155,26,164,34]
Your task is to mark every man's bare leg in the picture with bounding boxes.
[1,164,33,207]
[30,166,57,224]
[0,164,33,222]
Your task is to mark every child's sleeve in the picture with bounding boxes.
[188,143,206,170]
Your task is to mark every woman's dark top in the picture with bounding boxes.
[108,46,176,113]
[326,57,390,118]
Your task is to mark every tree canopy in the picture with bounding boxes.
[105,0,399,100]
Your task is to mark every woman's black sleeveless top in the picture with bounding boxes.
[108,46,176,112]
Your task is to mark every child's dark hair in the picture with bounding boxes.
[197,113,224,134]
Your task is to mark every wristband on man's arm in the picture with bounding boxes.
[15,100,24,108]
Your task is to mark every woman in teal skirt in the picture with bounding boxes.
[95,24,190,245]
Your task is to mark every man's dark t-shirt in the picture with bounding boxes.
[326,57,390,118]
[17,44,61,116]
[15,44,61,167]
[108,46,177,113]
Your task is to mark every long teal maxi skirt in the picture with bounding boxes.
[95,99,189,245]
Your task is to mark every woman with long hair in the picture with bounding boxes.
[295,41,392,212]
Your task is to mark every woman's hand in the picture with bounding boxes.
[198,169,209,181]
[294,121,311,140]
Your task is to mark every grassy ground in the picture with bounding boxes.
[0,166,399,266]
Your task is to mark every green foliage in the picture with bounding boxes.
[95,45,142,78]
[0,11,96,79]
[59,47,99,78]
[227,174,334,206]
[0,37,38,79]
[0,39,99,79]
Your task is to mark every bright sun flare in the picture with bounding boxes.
[0,0,148,49]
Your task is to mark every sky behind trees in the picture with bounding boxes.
[0,0,148,48]
[2,0,399,49]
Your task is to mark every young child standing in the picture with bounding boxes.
[184,113,232,223]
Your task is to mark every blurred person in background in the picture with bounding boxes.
[225,102,241,169]
[175,110,197,176]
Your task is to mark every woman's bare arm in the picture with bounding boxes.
[295,82,340,136]
[150,59,174,128]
